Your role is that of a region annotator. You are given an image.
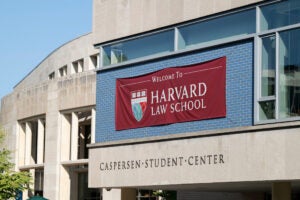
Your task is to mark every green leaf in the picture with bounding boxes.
[0,127,32,199]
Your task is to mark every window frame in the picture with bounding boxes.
[255,27,300,124]
[99,28,175,68]
[97,6,260,70]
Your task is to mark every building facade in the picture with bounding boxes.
[1,0,300,200]
[0,33,100,199]
[90,0,300,200]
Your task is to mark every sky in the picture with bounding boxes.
[0,0,93,100]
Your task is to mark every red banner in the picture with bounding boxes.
[115,57,226,130]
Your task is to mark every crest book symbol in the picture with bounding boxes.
[131,90,147,121]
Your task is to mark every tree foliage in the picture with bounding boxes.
[0,128,31,200]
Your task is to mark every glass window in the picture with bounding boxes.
[30,121,38,164]
[259,28,300,122]
[48,72,55,80]
[34,169,44,197]
[178,9,256,49]
[59,65,67,77]
[89,54,98,69]
[259,100,275,120]
[78,172,101,200]
[261,35,276,97]
[102,30,174,66]
[279,28,300,118]
[77,111,92,159]
[72,59,84,74]
[260,0,300,31]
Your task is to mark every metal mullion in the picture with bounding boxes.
[275,32,280,120]
[258,23,300,38]
[256,6,261,33]
[99,47,104,69]
[258,96,276,102]
[254,35,261,124]
[255,33,279,123]
[174,28,179,52]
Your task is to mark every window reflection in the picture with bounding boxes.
[259,100,275,120]
[261,35,276,97]
[178,9,255,49]
[279,28,300,118]
[102,30,174,66]
[261,0,300,31]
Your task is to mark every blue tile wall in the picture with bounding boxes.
[96,40,254,142]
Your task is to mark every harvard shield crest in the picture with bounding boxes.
[131,90,147,121]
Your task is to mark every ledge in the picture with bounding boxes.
[88,120,300,149]
[61,159,89,166]
[19,164,44,170]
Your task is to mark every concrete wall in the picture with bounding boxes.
[89,126,300,188]
[0,31,97,200]
[93,0,264,44]
[0,93,18,162]
[43,72,96,199]
[0,71,96,199]
[13,33,98,92]
[0,31,97,153]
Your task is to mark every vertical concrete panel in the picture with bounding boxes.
[18,123,26,166]
[29,169,35,197]
[91,108,96,144]
[60,114,71,161]
[25,122,32,165]
[43,82,60,200]
[37,119,44,164]
[71,112,79,160]
[59,166,71,200]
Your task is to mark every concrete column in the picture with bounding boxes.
[18,123,26,166]
[97,54,100,68]
[23,169,35,199]
[79,59,83,72]
[22,189,29,200]
[59,166,71,200]
[91,108,96,143]
[25,122,32,165]
[272,182,291,200]
[19,166,33,199]
[37,119,45,164]
[43,82,60,200]
[60,114,71,161]
[71,112,79,160]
